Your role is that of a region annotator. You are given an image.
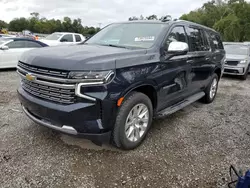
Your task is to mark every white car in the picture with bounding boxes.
[0,38,48,69]
[40,32,86,46]
[0,34,16,38]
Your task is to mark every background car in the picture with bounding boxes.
[0,38,48,69]
[0,34,16,38]
[223,43,250,80]
[39,32,86,46]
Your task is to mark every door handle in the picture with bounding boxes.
[205,57,210,61]
[187,60,194,64]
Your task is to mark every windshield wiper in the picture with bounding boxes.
[100,44,128,49]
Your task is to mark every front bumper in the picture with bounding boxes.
[223,65,246,75]
[18,87,112,143]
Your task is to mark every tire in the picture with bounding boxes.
[240,65,249,80]
[112,92,153,150]
[202,74,219,104]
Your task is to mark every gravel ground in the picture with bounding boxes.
[0,70,250,188]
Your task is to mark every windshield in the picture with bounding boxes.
[224,45,249,55]
[0,38,10,45]
[45,33,63,40]
[86,23,165,49]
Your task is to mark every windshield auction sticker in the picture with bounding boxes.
[135,36,155,42]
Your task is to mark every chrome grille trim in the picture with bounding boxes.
[21,81,75,100]
[17,66,75,84]
[22,79,74,95]
[18,61,68,78]
[22,84,74,104]
[17,64,77,104]
[17,70,75,90]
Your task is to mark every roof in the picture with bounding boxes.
[10,37,36,41]
[53,32,83,35]
[0,37,48,46]
[115,19,217,33]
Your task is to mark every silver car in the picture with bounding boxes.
[223,43,250,80]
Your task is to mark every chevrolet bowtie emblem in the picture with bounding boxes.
[26,73,36,81]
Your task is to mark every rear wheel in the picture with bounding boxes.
[202,74,219,104]
[112,92,153,150]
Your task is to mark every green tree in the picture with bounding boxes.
[8,18,29,31]
[0,20,8,29]
[180,0,250,42]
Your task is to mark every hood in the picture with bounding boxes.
[226,54,247,60]
[20,44,148,71]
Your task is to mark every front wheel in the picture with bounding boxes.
[111,92,153,150]
[202,74,219,104]
[240,65,249,80]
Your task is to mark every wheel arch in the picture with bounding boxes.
[214,67,222,80]
[121,83,158,112]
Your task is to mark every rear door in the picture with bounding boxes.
[208,32,225,73]
[158,25,192,110]
[74,34,82,44]
[185,26,213,93]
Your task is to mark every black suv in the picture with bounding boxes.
[17,20,225,150]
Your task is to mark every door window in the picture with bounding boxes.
[165,26,188,50]
[202,30,211,51]
[60,34,73,42]
[25,41,43,48]
[209,33,224,50]
[75,35,82,42]
[6,41,26,48]
[186,27,206,52]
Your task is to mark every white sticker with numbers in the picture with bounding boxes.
[135,36,155,42]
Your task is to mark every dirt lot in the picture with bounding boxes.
[0,70,250,188]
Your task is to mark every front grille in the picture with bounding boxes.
[17,62,77,104]
[18,61,69,78]
[226,61,239,66]
[21,79,76,104]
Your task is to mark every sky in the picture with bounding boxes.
[0,0,209,27]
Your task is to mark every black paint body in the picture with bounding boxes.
[17,20,225,142]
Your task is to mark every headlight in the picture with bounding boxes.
[240,60,247,64]
[73,70,115,101]
[69,70,115,84]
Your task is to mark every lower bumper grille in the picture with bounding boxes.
[224,69,240,74]
[21,79,76,104]
[226,61,239,66]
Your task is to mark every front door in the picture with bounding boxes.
[158,26,192,111]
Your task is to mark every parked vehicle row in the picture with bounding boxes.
[40,32,86,46]
[0,32,87,69]
[16,19,225,150]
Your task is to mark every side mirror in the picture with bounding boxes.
[0,45,9,50]
[167,41,189,56]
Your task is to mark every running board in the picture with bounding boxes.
[156,92,205,118]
